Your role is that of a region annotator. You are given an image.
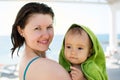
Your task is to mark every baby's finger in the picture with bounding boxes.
[70,66,77,70]
[70,66,81,72]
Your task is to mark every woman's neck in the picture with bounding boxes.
[24,46,46,58]
[33,50,46,58]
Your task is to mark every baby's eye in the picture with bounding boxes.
[78,47,82,50]
[66,46,71,49]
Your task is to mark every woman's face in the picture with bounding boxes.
[18,14,54,53]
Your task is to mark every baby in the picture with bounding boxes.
[59,24,108,80]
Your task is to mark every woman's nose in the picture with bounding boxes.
[42,30,49,39]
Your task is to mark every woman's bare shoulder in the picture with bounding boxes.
[27,58,71,80]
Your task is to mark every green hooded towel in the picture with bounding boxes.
[59,24,108,80]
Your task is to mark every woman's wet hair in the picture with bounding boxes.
[11,2,54,57]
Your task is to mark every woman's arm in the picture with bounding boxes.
[26,58,72,80]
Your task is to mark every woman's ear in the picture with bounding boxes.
[17,26,24,37]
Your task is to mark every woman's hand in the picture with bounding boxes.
[70,66,87,80]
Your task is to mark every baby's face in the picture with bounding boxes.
[64,30,91,64]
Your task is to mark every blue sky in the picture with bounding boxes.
[0,1,119,36]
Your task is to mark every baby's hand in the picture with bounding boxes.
[70,66,86,80]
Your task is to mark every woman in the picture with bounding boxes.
[11,2,71,80]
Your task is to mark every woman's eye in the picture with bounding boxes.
[47,25,53,29]
[34,27,41,30]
